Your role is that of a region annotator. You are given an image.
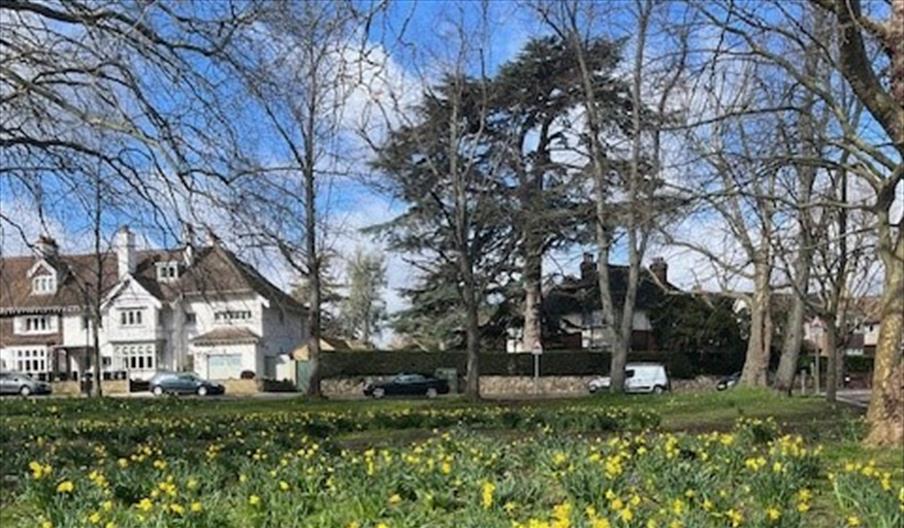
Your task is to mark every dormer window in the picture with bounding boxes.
[32,275,56,295]
[156,261,179,281]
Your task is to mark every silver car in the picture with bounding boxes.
[0,371,53,396]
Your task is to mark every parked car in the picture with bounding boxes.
[363,373,450,399]
[0,371,52,396]
[149,371,225,396]
[587,363,671,394]
[716,372,741,391]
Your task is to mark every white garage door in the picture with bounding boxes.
[208,354,242,380]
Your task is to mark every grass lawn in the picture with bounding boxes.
[1,389,900,527]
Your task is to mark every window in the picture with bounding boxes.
[214,310,252,323]
[32,275,56,295]
[185,312,197,324]
[119,309,144,327]
[20,315,53,334]
[117,344,155,371]
[13,349,47,374]
[156,261,179,281]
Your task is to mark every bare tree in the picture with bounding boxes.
[535,0,688,391]
[216,2,371,398]
[694,0,902,443]
[1,1,254,243]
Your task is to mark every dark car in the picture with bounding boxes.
[0,371,52,396]
[716,372,741,391]
[363,373,450,399]
[149,371,225,396]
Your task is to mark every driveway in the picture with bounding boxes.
[830,389,871,409]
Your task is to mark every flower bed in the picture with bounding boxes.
[2,399,901,527]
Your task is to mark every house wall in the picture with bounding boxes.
[184,293,264,336]
[2,262,307,382]
[104,281,162,344]
[0,314,62,374]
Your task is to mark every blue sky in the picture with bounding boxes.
[2,0,899,346]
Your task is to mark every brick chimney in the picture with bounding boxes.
[35,235,59,259]
[650,257,668,284]
[580,252,597,282]
[114,226,136,278]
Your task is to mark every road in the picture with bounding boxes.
[826,389,872,409]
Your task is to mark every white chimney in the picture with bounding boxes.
[114,226,136,278]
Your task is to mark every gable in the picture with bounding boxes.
[103,276,162,310]
[27,259,57,278]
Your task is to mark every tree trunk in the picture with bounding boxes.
[595,234,626,392]
[865,231,904,445]
[774,111,817,394]
[825,319,839,402]
[304,107,322,398]
[89,311,102,397]
[741,259,771,386]
[519,128,549,353]
[463,266,481,400]
[521,252,543,352]
[774,287,808,394]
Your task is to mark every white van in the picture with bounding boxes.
[587,362,671,394]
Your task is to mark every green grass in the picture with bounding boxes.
[2,389,898,528]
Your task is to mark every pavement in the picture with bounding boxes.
[821,389,872,408]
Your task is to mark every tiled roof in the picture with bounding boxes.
[191,326,260,345]
[544,265,675,317]
[1,243,305,314]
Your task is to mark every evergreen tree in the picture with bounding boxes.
[340,249,387,346]
[371,75,516,397]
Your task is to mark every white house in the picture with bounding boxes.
[0,228,307,381]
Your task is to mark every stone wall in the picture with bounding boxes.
[47,379,130,396]
[224,379,259,396]
[322,375,725,399]
[671,376,721,392]
[50,381,81,396]
[105,379,129,394]
[478,376,598,397]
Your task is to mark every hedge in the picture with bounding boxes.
[320,350,740,379]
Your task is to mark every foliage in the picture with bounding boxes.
[830,460,902,528]
[4,398,900,528]
[650,294,746,376]
[340,249,388,346]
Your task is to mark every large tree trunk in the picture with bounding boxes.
[775,287,808,394]
[522,254,543,352]
[741,259,772,386]
[519,127,549,354]
[865,230,904,445]
[520,173,544,353]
